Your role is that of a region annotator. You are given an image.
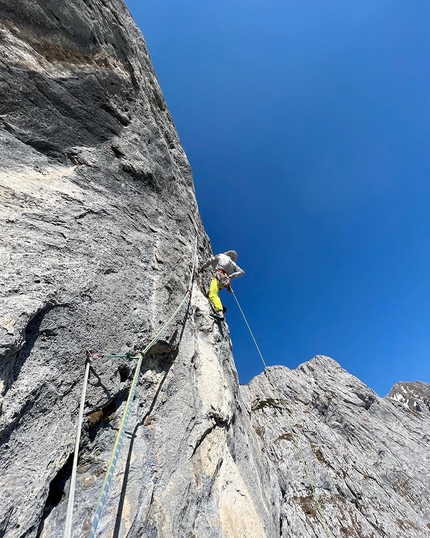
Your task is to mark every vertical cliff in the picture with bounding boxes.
[0,1,278,536]
[1,2,430,538]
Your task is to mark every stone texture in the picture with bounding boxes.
[0,1,278,537]
[241,356,430,537]
[387,381,430,414]
[1,2,430,538]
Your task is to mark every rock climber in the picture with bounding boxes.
[200,250,245,320]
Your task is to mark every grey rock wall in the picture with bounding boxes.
[387,381,430,414]
[0,1,278,537]
[241,356,430,538]
[1,2,429,538]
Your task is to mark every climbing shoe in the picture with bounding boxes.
[210,312,225,321]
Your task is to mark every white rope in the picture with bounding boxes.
[64,357,91,538]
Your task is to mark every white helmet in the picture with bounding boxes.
[225,250,238,261]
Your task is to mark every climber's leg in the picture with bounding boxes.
[208,277,223,313]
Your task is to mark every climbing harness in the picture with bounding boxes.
[231,290,334,538]
[214,268,231,288]
[64,238,198,538]
[65,241,331,537]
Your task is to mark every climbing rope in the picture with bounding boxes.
[57,236,197,538]
[231,290,334,538]
[64,356,92,538]
[87,237,198,538]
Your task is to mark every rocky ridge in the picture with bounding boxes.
[241,357,430,537]
[387,381,430,414]
[1,1,429,537]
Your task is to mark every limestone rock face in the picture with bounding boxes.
[241,356,430,538]
[387,381,430,414]
[0,1,278,537]
[1,2,430,538]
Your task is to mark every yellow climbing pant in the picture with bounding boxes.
[208,277,223,311]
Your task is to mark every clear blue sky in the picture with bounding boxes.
[124,0,430,396]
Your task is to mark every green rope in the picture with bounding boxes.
[87,237,198,538]
[99,352,136,360]
[231,290,334,538]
